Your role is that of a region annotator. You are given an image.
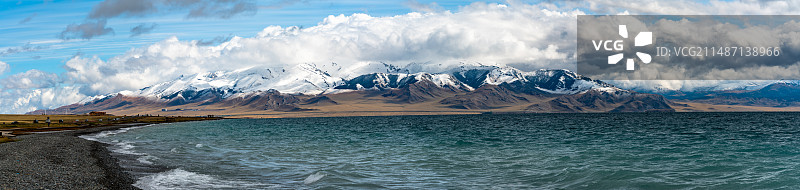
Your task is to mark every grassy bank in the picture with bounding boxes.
[0,137,15,143]
[0,114,221,141]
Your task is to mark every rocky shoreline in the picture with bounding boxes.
[0,123,149,189]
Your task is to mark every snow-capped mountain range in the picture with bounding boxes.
[40,60,799,116]
[111,62,617,102]
[32,61,673,116]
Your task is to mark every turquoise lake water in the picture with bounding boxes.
[82,112,800,189]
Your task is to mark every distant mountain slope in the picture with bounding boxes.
[439,84,531,109]
[301,95,338,106]
[525,88,674,113]
[664,82,800,107]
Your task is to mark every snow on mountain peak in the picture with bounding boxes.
[415,73,471,90]
[131,64,344,99]
[481,66,529,85]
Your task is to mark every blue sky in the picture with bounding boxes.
[0,0,509,78]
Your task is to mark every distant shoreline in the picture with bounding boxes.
[216,109,800,119]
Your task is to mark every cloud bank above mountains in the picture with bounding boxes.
[3,0,800,113]
[22,2,580,114]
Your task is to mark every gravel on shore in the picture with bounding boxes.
[0,124,148,189]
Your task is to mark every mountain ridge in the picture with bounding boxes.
[28,64,680,116]
[663,82,800,107]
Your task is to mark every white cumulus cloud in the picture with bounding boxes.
[1,69,59,89]
[0,61,8,74]
[0,86,87,114]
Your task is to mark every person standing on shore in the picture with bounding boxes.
[46,117,51,127]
